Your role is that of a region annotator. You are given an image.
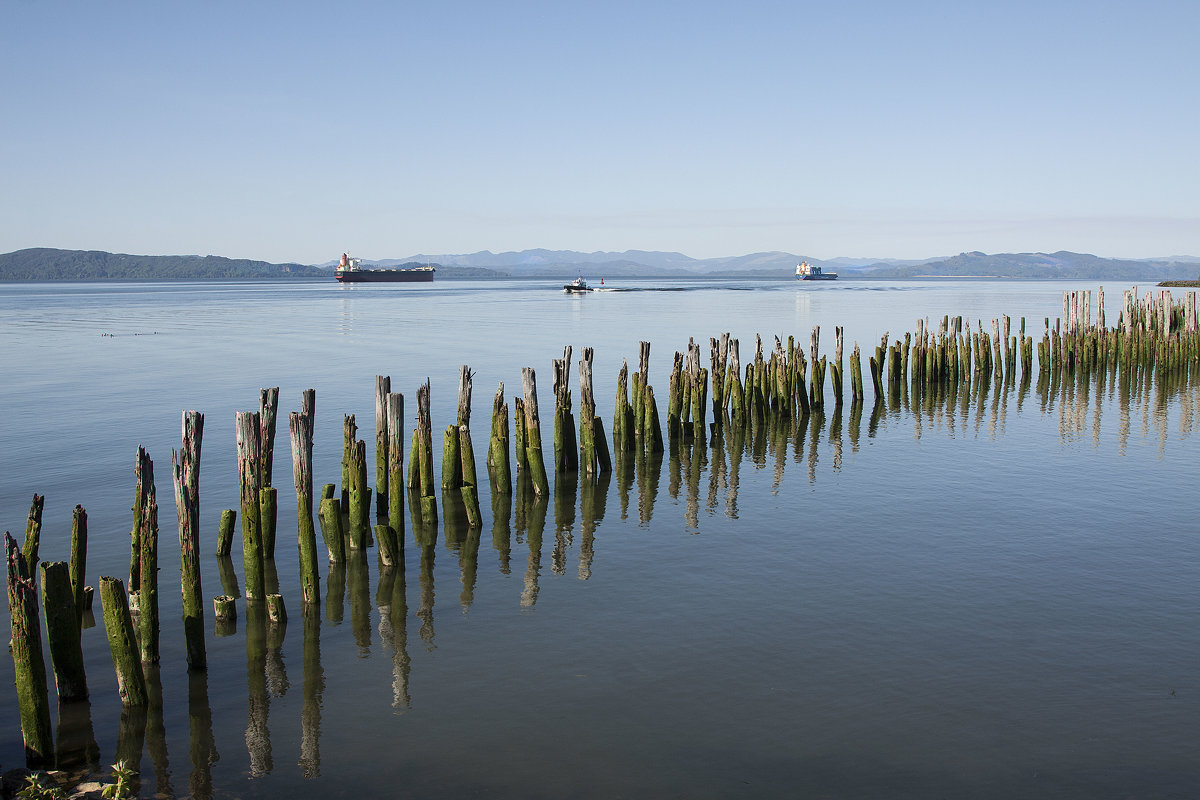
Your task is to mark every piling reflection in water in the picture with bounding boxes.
[244,600,271,777]
[187,671,217,800]
[298,604,323,778]
[54,697,100,776]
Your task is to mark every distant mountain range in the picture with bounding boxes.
[4,247,1200,282]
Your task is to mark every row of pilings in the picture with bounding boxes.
[6,286,1198,777]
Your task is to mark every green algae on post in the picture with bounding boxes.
[172,410,206,670]
[6,533,53,766]
[99,575,147,707]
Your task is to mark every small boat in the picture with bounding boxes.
[796,261,837,281]
[563,276,592,293]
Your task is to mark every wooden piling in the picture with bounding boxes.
[134,447,161,665]
[522,367,551,495]
[69,504,87,630]
[99,576,147,707]
[553,347,578,474]
[213,595,237,623]
[259,486,278,560]
[316,501,345,563]
[386,392,406,546]
[40,560,88,701]
[216,509,236,558]
[487,383,512,494]
[6,533,53,765]
[235,411,265,601]
[22,494,44,573]
[375,375,391,517]
[172,409,206,670]
[289,410,321,605]
[348,439,369,549]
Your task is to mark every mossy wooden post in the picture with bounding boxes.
[442,424,462,489]
[6,533,53,766]
[40,560,88,701]
[289,410,320,606]
[578,347,608,476]
[259,487,278,560]
[386,392,407,541]
[487,383,511,495]
[634,341,650,439]
[522,367,551,495]
[375,375,391,518]
[456,367,483,527]
[173,410,206,670]
[22,493,44,574]
[216,509,236,557]
[258,387,279,545]
[644,383,664,453]
[99,575,147,707]
[513,396,529,473]
[613,361,634,452]
[727,338,745,424]
[348,439,369,549]
[552,348,578,474]
[414,380,438,523]
[667,350,684,442]
[317,497,345,563]
[341,414,357,509]
[235,411,265,601]
[134,447,161,664]
[832,326,845,406]
[69,504,88,629]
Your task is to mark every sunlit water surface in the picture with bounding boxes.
[1,278,1197,798]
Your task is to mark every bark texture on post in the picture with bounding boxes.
[174,409,206,670]
[99,575,147,707]
[290,410,321,605]
[6,533,53,766]
[136,447,161,665]
[235,411,265,601]
[40,560,88,700]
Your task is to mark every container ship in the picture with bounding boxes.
[334,253,436,283]
[796,261,838,281]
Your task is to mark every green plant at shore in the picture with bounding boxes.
[17,773,66,800]
[100,761,137,800]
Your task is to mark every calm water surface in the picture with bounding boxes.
[1,278,1197,798]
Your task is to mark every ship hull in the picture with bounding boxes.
[797,274,838,281]
[335,269,435,283]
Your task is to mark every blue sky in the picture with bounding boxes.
[2,0,1196,263]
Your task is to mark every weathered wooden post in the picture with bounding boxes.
[290,410,320,605]
[348,439,370,549]
[522,367,551,495]
[613,361,635,452]
[134,447,161,665]
[235,411,265,601]
[487,383,511,494]
[553,347,578,474]
[578,347,610,475]
[69,504,88,629]
[6,533,53,766]
[316,497,344,568]
[727,338,745,423]
[40,560,88,700]
[258,388,279,553]
[22,494,44,574]
[99,575,147,707]
[173,410,206,670]
[342,413,357,509]
[413,380,438,523]
[259,486,278,560]
[456,366,483,527]
[375,375,391,517]
[386,392,406,539]
[215,509,236,558]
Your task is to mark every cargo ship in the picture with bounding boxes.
[796,261,837,281]
[334,253,436,283]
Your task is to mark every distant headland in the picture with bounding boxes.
[2,247,1199,282]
